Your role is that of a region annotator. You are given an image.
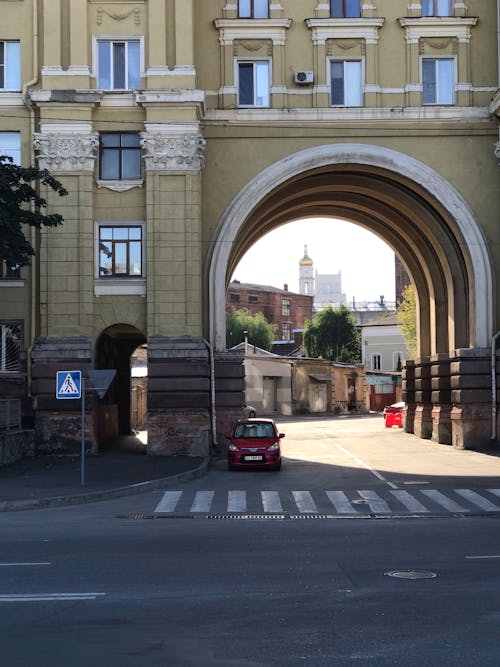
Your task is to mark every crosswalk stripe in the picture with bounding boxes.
[261,491,283,513]
[358,490,392,513]
[420,489,468,512]
[292,491,318,513]
[190,491,215,513]
[488,489,500,499]
[390,490,430,513]
[454,489,500,512]
[326,491,358,514]
[228,490,246,513]
[154,490,182,513]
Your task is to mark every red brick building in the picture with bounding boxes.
[226,281,313,342]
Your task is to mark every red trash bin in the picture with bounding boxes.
[383,403,404,428]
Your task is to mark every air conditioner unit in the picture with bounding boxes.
[294,70,314,85]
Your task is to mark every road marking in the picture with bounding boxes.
[466,555,500,560]
[420,489,469,513]
[487,489,500,499]
[390,490,430,513]
[326,491,358,514]
[261,491,283,513]
[358,490,392,513]
[154,490,182,513]
[0,563,51,567]
[333,443,399,489]
[292,491,318,513]
[190,491,215,513]
[228,491,246,513]
[454,489,500,512]
[0,593,106,602]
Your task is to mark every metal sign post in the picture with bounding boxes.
[81,376,85,486]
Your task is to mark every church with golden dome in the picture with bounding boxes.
[299,245,346,309]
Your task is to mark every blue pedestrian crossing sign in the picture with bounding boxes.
[56,370,82,399]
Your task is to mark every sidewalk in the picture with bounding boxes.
[0,433,209,512]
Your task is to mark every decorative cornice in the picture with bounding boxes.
[140,125,206,171]
[96,179,143,191]
[306,18,385,45]
[33,131,99,172]
[398,17,478,44]
[214,18,292,46]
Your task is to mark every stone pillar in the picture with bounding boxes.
[214,350,245,451]
[450,348,494,449]
[147,336,211,457]
[413,357,432,439]
[431,353,452,445]
[402,359,416,433]
[31,336,94,452]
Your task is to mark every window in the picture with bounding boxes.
[330,0,361,18]
[99,133,141,180]
[0,132,20,164]
[393,352,404,371]
[422,0,453,17]
[0,41,20,90]
[99,226,143,278]
[237,61,270,107]
[282,322,292,340]
[97,40,140,90]
[422,58,454,104]
[1,261,20,280]
[248,295,258,304]
[238,0,269,18]
[331,60,362,106]
[371,353,381,371]
[230,293,240,304]
[0,321,22,373]
[282,298,291,317]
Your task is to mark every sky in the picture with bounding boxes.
[231,218,396,304]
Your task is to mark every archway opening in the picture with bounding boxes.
[95,323,147,451]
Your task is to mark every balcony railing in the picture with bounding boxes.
[0,398,21,431]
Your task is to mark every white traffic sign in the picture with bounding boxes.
[56,371,81,399]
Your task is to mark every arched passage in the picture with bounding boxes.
[208,144,493,358]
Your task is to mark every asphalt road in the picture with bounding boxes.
[2,415,500,666]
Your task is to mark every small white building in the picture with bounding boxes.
[361,313,408,373]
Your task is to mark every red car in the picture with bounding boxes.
[226,418,285,471]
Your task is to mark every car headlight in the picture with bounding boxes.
[268,442,279,451]
[228,443,239,451]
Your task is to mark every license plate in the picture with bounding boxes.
[244,455,263,461]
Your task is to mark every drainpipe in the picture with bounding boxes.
[497,0,500,88]
[203,338,218,450]
[492,330,500,441]
[23,0,39,398]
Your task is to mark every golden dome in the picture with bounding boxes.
[299,243,313,266]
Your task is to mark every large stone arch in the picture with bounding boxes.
[208,143,493,357]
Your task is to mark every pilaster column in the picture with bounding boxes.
[42,0,62,72]
[431,353,452,445]
[69,0,89,73]
[402,359,416,433]
[413,357,433,439]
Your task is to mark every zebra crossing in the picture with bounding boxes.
[153,487,500,517]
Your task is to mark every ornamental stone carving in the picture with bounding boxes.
[140,131,206,171]
[495,141,500,163]
[33,132,99,172]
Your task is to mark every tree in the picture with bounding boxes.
[226,309,276,351]
[396,283,417,359]
[0,156,68,269]
[303,304,361,363]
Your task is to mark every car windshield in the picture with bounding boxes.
[234,423,275,439]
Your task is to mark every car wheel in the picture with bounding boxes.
[274,461,282,471]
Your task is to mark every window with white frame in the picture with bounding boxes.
[0,41,20,90]
[330,0,361,18]
[0,131,20,165]
[282,298,291,317]
[330,60,363,107]
[422,58,454,105]
[371,353,381,371]
[237,61,270,107]
[97,39,140,90]
[99,133,141,180]
[98,225,143,278]
[238,0,269,18]
[282,322,292,340]
[422,0,453,16]
[0,321,22,373]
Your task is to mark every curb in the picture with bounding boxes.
[0,457,210,513]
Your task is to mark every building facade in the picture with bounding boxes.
[226,281,313,342]
[0,1,499,454]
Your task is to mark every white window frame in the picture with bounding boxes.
[94,221,146,296]
[371,353,381,371]
[329,58,364,107]
[421,56,456,105]
[93,36,144,91]
[0,321,22,374]
[0,41,21,91]
[0,131,21,164]
[236,58,271,108]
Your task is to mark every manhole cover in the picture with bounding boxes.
[385,570,437,579]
